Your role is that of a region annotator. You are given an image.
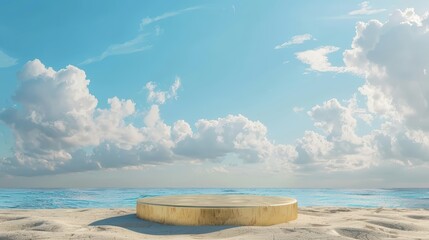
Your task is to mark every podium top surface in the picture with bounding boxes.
[137,194,297,208]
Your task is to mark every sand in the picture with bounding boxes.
[0,207,428,240]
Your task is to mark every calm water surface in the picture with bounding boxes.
[0,188,427,209]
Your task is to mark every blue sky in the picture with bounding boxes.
[0,1,428,187]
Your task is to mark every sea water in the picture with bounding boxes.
[0,188,427,209]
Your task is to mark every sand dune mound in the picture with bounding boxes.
[335,227,388,240]
[1,218,65,232]
[367,220,421,231]
[406,214,429,220]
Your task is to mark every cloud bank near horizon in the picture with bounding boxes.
[0,59,296,175]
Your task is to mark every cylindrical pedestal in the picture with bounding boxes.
[136,194,298,226]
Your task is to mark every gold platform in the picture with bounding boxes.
[136,194,298,226]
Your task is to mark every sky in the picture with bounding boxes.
[0,0,429,188]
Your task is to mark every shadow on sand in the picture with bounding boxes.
[89,214,236,235]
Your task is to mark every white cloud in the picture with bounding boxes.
[293,8,429,169]
[140,6,200,30]
[0,50,17,68]
[309,98,359,142]
[275,34,313,49]
[95,97,144,150]
[338,8,429,168]
[358,84,395,117]
[295,46,346,73]
[291,8,429,171]
[142,104,174,149]
[344,8,429,132]
[0,59,146,174]
[294,98,376,171]
[372,125,429,166]
[0,60,297,176]
[2,59,99,157]
[146,77,181,104]
[172,120,192,143]
[174,114,295,165]
[82,7,199,65]
[81,34,151,65]
[294,131,334,166]
[292,107,304,112]
[349,1,386,16]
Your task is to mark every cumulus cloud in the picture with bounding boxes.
[295,8,429,139]
[309,98,359,143]
[294,8,429,169]
[349,1,386,16]
[345,9,429,131]
[341,8,429,167]
[274,34,313,49]
[1,59,99,162]
[174,114,296,165]
[0,59,296,176]
[295,46,346,72]
[146,77,181,104]
[294,98,376,171]
[372,125,429,166]
[0,60,145,174]
[0,50,17,68]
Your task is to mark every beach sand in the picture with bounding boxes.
[0,207,428,239]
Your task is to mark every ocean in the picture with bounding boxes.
[0,188,428,209]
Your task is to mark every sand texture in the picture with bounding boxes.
[0,207,428,239]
